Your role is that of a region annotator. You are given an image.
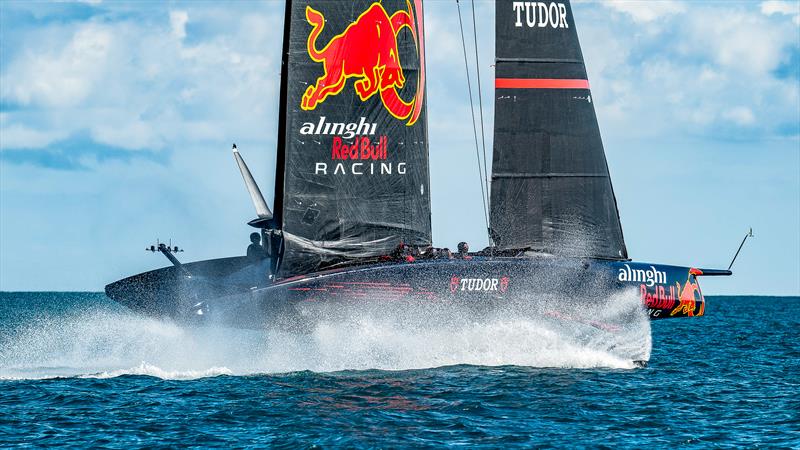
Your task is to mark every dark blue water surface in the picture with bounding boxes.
[1,293,798,447]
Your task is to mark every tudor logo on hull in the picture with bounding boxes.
[450,276,510,293]
[512,2,569,29]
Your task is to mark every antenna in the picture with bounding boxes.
[727,228,754,271]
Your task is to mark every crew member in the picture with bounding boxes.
[391,242,415,262]
[247,232,267,261]
[456,242,472,260]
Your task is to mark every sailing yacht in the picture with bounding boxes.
[106,0,733,334]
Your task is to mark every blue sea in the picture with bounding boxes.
[0,293,798,447]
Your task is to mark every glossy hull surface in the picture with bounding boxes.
[105,256,706,329]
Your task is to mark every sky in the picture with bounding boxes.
[0,0,798,295]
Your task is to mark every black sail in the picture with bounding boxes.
[275,0,431,277]
[490,0,627,260]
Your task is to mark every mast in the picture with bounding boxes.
[272,0,293,229]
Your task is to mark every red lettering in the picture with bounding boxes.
[330,135,390,160]
[667,286,676,309]
[348,141,358,160]
[332,136,342,159]
[641,284,677,310]
[360,137,370,159]
[370,142,379,160]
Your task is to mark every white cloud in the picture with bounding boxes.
[1,1,797,156]
[723,106,756,126]
[761,0,800,25]
[91,116,163,151]
[0,124,69,149]
[1,24,111,107]
[604,0,685,23]
[577,1,799,139]
[170,10,189,40]
[761,1,799,16]
[684,8,793,76]
[0,7,281,153]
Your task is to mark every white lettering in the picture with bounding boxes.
[356,117,371,136]
[315,116,326,134]
[300,116,377,138]
[330,123,345,136]
[537,2,548,27]
[300,122,315,135]
[513,1,525,27]
[634,269,646,282]
[317,162,408,176]
[617,263,667,286]
[514,2,568,29]
[343,122,357,139]
[455,278,506,292]
[525,1,536,27]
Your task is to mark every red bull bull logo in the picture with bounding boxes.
[670,275,704,317]
[301,1,425,126]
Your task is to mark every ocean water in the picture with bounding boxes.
[0,293,798,447]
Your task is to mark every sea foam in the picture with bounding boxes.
[0,291,650,380]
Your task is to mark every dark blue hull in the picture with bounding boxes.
[105,255,707,329]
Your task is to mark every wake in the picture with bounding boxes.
[0,291,650,380]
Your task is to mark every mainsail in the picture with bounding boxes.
[274,0,431,277]
[490,0,628,260]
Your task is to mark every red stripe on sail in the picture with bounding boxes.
[495,78,590,89]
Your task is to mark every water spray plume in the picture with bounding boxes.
[1,290,650,380]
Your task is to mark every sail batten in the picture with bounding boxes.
[491,0,628,260]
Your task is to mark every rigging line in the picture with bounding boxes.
[456,0,489,235]
[470,0,490,213]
